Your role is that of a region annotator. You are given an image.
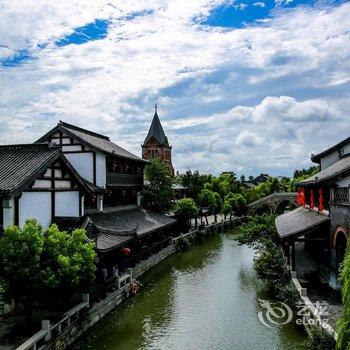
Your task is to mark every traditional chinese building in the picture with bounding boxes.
[276,136,350,289]
[142,105,174,176]
[0,143,91,230]
[37,121,147,210]
[0,122,176,272]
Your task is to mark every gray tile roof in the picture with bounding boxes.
[275,207,330,239]
[298,155,350,186]
[37,121,146,163]
[143,111,168,146]
[0,143,60,195]
[0,143,92,196]
[85,205,176,251]
[311,136,350,163]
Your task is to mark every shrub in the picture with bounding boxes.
[302,326,336,350]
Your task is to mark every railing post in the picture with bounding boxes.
[127,267,133,280]
[82,293,90,308]
[42,320,51,341]
[116,275,121,289]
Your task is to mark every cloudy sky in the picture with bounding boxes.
[0,0,349,177]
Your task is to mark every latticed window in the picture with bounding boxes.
[334,187,349,203]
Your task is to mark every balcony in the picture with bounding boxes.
[106,173,143,187]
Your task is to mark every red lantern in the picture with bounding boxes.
[319,188,324,212]
[297,188,305,206]
[310,189,314,209]
[121,247,131,256]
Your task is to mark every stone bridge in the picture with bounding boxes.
[247,192,298,215]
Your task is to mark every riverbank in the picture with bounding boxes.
[13,218,237,350]
[72,228,307,350]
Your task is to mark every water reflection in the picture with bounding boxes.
[73,230,306,350]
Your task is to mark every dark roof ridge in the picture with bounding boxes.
[0,143,58,150]
[59,121,110,140]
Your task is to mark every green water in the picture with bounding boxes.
[73,230,307,350]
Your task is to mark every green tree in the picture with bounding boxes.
[222,200,232,220]
[198,189,216,225]
[0,220,44,309]
[0,220,97,314]
[174,198,198,231]
[337,241,350,350]
[41,225,97,300]
[143,158,173,213]
[225,192,247,217]
[213,192,223,222]
[179,170,205,204]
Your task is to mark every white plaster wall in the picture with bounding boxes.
[96,152,106,187]
[65,153,94,182]
[55,180,72,189]
[55,191,80,217]
[343,143,350,154]
[19,192,51,227]
[320,151,339,170]
[336,175,350,187]
[32,179,51,188]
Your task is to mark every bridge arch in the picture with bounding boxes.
[273,199,298,215]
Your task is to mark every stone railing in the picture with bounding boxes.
[106,173,143,186]
[291,271,338,341]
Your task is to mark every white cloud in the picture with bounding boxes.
[0,1,349,176]
[253,2,265,8]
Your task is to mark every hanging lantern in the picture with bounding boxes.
[310,189,314,209]
[319,188,324,212]
[297,188,305,206]
[121,247,131,256]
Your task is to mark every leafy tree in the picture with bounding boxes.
[174,198,198,231]
[41,225,97,299]
[198,189,216,225]
[225,192,247,217]
[180,170,206,204]
[240,175,246,183]
[222,200,232,220]
[234,214,279,248]
[212,192,223,222]
[234,214,298,305]
[0,220,44,310]
[337,241,350,350]
[143,158,173,213]
[0,220,97,314]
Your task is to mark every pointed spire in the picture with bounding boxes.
[143,105,168,146]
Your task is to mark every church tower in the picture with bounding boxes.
[142,105,174,176]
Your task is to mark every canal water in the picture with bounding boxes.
[73,230,307,350]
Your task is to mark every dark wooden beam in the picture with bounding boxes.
[51,167,55,221]
[93,151,97,185]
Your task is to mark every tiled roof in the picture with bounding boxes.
[298,155,350,186]
[37,121,146,163]
[0,143,60,195]
[311,136,350,163]
[143,111,168,146]
[275,207,330,239]
[85,205,176,251]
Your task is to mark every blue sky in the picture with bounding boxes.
[0,0,349,176]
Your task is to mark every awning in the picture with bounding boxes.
[275,207,330,240]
